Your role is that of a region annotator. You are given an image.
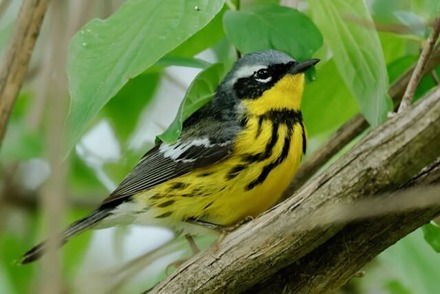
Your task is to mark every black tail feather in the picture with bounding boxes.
[21,209,111,264]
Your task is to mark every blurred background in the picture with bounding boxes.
[0,0,439,293]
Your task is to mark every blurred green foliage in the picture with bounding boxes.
[1,0,440,292]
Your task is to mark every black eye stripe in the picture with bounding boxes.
[233,61,296,99]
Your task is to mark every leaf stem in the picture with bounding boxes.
[225,0,236,11]
[398,16,440,113]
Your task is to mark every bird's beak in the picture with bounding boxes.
[288,58,320,75]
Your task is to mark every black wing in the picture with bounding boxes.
[99,138,233,209]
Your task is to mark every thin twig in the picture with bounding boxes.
[398,17,440,112]
[0,0,12,19]
[432,70,440,85]
[0,0,50,147]
[40,1,69,293]
[344,15,415,35]
[283,45,440,197]
[3,189,101,211]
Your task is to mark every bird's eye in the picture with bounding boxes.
[254,68,271,83]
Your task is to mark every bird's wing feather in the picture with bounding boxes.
[99,138,233,208]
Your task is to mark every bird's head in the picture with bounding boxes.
[217,50,319,115]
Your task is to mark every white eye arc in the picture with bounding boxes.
[255,76,272,83]
[254,68,272,83]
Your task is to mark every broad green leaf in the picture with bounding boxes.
[386,280,412,294]
[158,63,225,143]
[223,4,323,60]
[379,32,409,64]
[379,229,440,293]
[67,0,224,152]
[103,73,160,143]
[414,67,440,101]
[302,59,359,136]
[170,6,226,57]
[310,0,393,127]
[241,0,280,8]
[422,223,440,252]
[211,37,236,63]
[152,56,212,70]
[387,55,417,83]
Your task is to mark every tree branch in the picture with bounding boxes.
[286,45,440,195]
[251,160,440,293]
[0,0,50,147]
[151,86,440,293]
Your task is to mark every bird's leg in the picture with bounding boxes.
[183,216,254,254]
[185,234,200,255]
[211,216,254,252]
[185,218,225,232]
[165,234,202,273]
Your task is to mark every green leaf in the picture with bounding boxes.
[387,55,417,83]
[170,6,226,57]
[66,0,225,153]
[103,72,160,143]
[302,59,359,136]
[152,56,212,70]
[386,55,440,102]
[386,280,412,294]
[223,4,323,59]
[310,0,393,127]
[422,223,440,252]
[379,31,409,65]
[157,63,226,143]
[379,229,440,293]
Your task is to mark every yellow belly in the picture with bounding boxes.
[135,117,305,227]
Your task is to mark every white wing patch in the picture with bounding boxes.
[159,138,218,162]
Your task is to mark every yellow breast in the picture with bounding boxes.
[199,115,305,225]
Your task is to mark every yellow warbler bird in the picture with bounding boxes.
[21,50,319,264]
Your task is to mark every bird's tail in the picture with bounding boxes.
[20,208,111,264]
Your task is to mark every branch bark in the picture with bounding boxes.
[251,160,440,293]
[151,86,440,293]
[0,0,50,146]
